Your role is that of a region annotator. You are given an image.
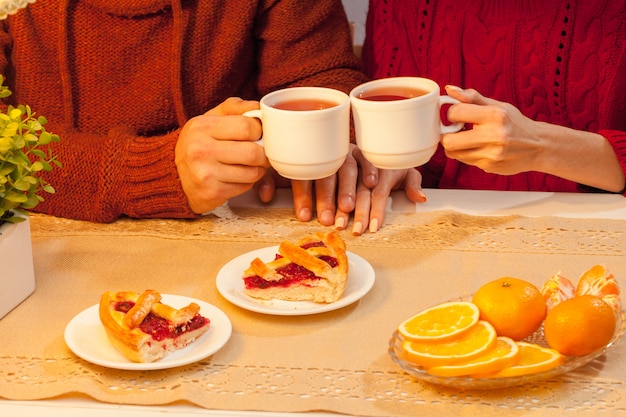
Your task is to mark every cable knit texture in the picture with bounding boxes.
[362,0,626,194]
[1,0,366,222]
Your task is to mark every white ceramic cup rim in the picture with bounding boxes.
[242,86,350,180]
[350,77,440,108]
[260,86,350,114]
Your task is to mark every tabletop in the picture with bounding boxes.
[1,189,626,417]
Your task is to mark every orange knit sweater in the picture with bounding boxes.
[1,0,367,222]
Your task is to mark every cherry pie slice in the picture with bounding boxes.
[242,231,348,303]
[99,290,211,363]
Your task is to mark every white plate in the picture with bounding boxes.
[216,246,375,315]
[64,294,232,370]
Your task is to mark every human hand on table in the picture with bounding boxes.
[342,146,426,235]
[253,143,425,233]
[253,144,361,227]
[175,97,270,214]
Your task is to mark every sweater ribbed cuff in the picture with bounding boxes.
[599,129,626,196]
[118,128,197,219]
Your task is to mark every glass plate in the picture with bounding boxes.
[388,295,626,389]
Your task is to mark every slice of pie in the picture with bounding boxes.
[242,231,349,303]
[99,290,211,363]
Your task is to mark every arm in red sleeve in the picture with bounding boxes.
[34,125,197,223]
[598,130,626,195]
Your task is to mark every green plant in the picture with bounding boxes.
[0,75,61,224]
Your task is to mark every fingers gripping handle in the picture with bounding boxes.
[439,96,464,134]
[243,110,264,146]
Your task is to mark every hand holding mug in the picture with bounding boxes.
[175,98,268,214]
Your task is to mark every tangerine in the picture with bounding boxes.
[472,277,546,341]
[544,294,616,356]
[576,264,620,298]
[540,272,576,309]
[575,265,622,315]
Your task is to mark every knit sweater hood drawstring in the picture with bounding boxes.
[56,0,188,129]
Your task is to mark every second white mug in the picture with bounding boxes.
[350,77,464,169]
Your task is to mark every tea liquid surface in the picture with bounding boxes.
[272,99,338,111]
[359,86,430,101]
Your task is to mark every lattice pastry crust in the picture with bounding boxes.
[242,231,348,303]
[99,290,211,363]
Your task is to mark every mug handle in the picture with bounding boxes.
[439,96,464,134]
[242,109,264,146]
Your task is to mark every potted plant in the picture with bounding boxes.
[0,75,61,318]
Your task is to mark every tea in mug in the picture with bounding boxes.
[358,86,430,101]
[272,99,338,111]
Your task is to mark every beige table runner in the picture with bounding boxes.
[1,209,625,417]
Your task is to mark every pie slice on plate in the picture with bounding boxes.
[99,290,211,363]
[242,231,348,303]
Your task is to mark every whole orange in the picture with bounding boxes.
[544,294,616,356]
[472,277,547,340]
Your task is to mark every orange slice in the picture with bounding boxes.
[479,342,564,378]
[427,337,519,378]
[398,301,480,342]
[402,320,497,368]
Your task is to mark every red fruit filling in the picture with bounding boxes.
[115,301,210,341]
[243,241,338,289]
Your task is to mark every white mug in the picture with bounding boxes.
[244,87,350,180]
[350,77,464,169]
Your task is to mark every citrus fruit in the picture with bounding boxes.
[472,277,546,340]
[398,301,480,341]
[575,265,621,318]
[402,320,497,368]
[427,336,519,377]
[544,294,617,356]
[602,294,623,318]
[540,272,576,309]
[576,264,620,298]
[478,342,564,378]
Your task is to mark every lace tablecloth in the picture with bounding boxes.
[1,208,625,417]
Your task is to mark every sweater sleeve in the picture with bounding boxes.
[33,125,197,223]
[599,129,626,195]
[1,21,195,222]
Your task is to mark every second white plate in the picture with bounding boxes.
[216,246,375,315]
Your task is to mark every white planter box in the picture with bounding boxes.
[0,216,35,319]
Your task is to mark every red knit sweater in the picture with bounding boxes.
[362,0,626,195]
[1,0,367,222]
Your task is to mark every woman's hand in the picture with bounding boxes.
[442,85,544,175]
[288,144,426,232]
[346,146,426,234]
[175,97,270,214]
[442,86,625,192]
